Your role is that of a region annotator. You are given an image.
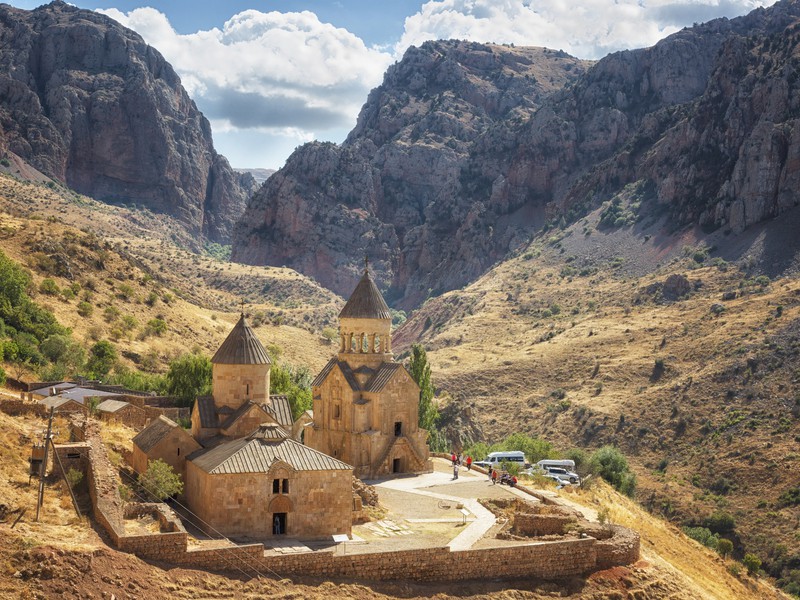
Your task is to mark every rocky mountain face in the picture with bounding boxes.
[232,41,592,306]
[0,1,253,243]
[232,0,800,308]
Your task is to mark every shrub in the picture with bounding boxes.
[76,301,93,318]
[683,526,719,550]
[145,318,167,336]
[65,467,83,490]
[165,353,212,405]
[589,446,637,497]
[703,511,736,534]
[717,538,733,558]
[38,278,60,295]
[743,553,761,576]
[87,340,117,377]
[138,459,183,501]
[778,486,800,507]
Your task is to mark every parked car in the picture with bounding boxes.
[473,451,526,469]
[542,466,580,485]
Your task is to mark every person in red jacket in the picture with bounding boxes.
[466,455,472,471]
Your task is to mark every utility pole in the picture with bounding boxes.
[35,407,54,522]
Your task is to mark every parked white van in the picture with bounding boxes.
[536,459,576,471]
[474,451,526,469]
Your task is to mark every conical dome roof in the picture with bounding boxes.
[339,269,391,320]
[211,314,271,365]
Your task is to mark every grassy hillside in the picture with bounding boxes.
[0,173,339,383]
[394,200,800,592]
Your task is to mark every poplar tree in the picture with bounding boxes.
[409,343,438,431]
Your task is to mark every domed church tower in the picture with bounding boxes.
[190,314,293,443]
[305,264,432,478]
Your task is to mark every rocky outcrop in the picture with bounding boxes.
[0,1,252,243]
[232,41,592,306]
[233,1,800,307]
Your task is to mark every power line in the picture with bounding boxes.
[117,468,281,581]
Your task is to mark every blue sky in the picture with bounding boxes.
[7,1,778,169]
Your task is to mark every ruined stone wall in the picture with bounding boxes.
[595,525,641,569]
[0,399,47,418]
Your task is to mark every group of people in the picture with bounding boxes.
[451,452,473,479]
[487,466,517,487]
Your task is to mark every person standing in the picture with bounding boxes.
[491,469,498,485]
[487,466,493,482]
[451,452,457,466]
[453,462,459,480]
[466,455,472,471]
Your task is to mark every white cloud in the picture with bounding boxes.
[99,7,393,132]
[397,0,778,60]
[99,1,778,167]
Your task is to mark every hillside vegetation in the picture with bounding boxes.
[393,200,800,593]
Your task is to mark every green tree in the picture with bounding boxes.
[40,334,71,362]
[165,353,212,404]
[717,538,733,559]
[408,343,438,431]
[500,433,554,463]
[743,553,761,576]
[87,340,117,377]
[589,445,637,497]
[271,361,312,419]
[138,459,183,500]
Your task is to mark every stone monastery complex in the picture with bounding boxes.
[131,267,432,539]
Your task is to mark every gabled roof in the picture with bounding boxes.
[133,415,180,453]
[311,359,361,391]
[266,394,293,428]
[195,395,218,429]
[311,357,337,387]
[40,396,82,410]
[188,436,352,474]
[96,399,133,413]
[211,314,271,365]
[339,269,391,320]
[364,362,412,393]
[219,401,270,431]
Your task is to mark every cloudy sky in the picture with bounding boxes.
[10,1,778,169]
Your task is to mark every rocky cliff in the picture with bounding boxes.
[232,41,592,306]
[0,1,252,243]
[232,1,800,307]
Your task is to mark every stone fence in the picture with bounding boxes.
[68,440,639,583]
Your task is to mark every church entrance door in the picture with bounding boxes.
[273,512,287,535]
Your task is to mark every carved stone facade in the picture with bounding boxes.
[305,268,432,479]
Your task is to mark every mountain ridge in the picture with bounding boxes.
[0,0,254,243]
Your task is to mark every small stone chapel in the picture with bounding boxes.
[304,265,432,479]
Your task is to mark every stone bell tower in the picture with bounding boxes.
[305,262,432,478]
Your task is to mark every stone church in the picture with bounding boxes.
[305,267,432,479]
[131,266,431,539]
[134,314,355,540]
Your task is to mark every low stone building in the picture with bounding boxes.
[39,396,87,415]
[96,399,147,429]
[131,415,201,480]
[305,267,432,478]
[185,424,353,539]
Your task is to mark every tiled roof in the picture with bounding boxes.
[339,270,391,320]
[248,423,288,441]
[31,382,77,396]
[60,387,122,403]
[40,397,79,410]
[219,401,267,431]
[266,394,293,428]
[364,362,409,393]
[338,362,361,391]
[96,399,131,413]
[211,314,271,365]
[133,415,179,453]
[311,357,337,387]
[195,395,218,428]
[189,437,352,474]
[311,359,361,391]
